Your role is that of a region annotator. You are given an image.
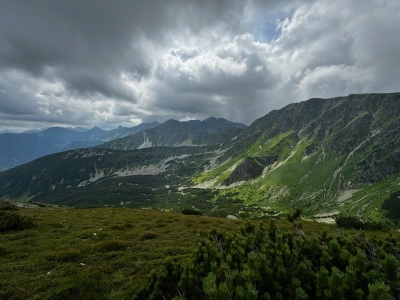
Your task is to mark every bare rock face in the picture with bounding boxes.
[222,156,278,186]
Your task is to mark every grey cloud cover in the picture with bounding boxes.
[0,0,399,131]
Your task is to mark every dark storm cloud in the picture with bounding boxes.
[0,0,256,129]
[0,2,156,102]
[0,0,399,130]
[0,0,246,100]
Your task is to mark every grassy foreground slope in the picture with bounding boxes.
[0,203,240,299]
[1,200,399,299]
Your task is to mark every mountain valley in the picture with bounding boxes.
[1,93,400,224]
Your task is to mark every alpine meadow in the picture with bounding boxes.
[1,0,400,299]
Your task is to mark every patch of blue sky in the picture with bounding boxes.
[251,10,292,43]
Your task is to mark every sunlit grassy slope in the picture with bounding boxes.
[195,130,400,222]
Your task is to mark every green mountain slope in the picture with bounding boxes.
[194,93,400,222]
[0,146,260,217]
[0,146,212,197]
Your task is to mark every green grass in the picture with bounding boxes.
[192,131,294,186]
[1,203,398,299]
[0,205,242,299]
[215,141,340,213]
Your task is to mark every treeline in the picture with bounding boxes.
[137,220,400,299]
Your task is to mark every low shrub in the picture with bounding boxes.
[124,222,133,228]
[47,248,83,262]
[110,224,126,230]
[47,270,108,299]
[99,240,128,252]
[77,232,93,239]
[0,200,18,211]
[140,231,157,240]
[154,222,167,228]
[287,208,302,222]
[0,211,35,232]
[182,208,203,216]
[335,214,388,230]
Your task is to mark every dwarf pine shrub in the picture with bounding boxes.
[335,214,388,230]
[0,211,34,232]
[137,219,400,299]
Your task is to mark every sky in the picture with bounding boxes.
[0,0,399,131]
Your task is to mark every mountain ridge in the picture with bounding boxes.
[100,117,247,150]
[0,121,161,171]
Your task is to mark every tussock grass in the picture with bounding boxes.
[46,248,83,262]
[140,230,157,240]
[110,224,126,230]
[99,240,128,252]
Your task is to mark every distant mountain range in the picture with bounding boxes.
[1,93,400,223]
[0,118,246,171]
[0,122,160,171]
[101,117,247,150]
[0,130,17,134]
[22,126,94,134]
